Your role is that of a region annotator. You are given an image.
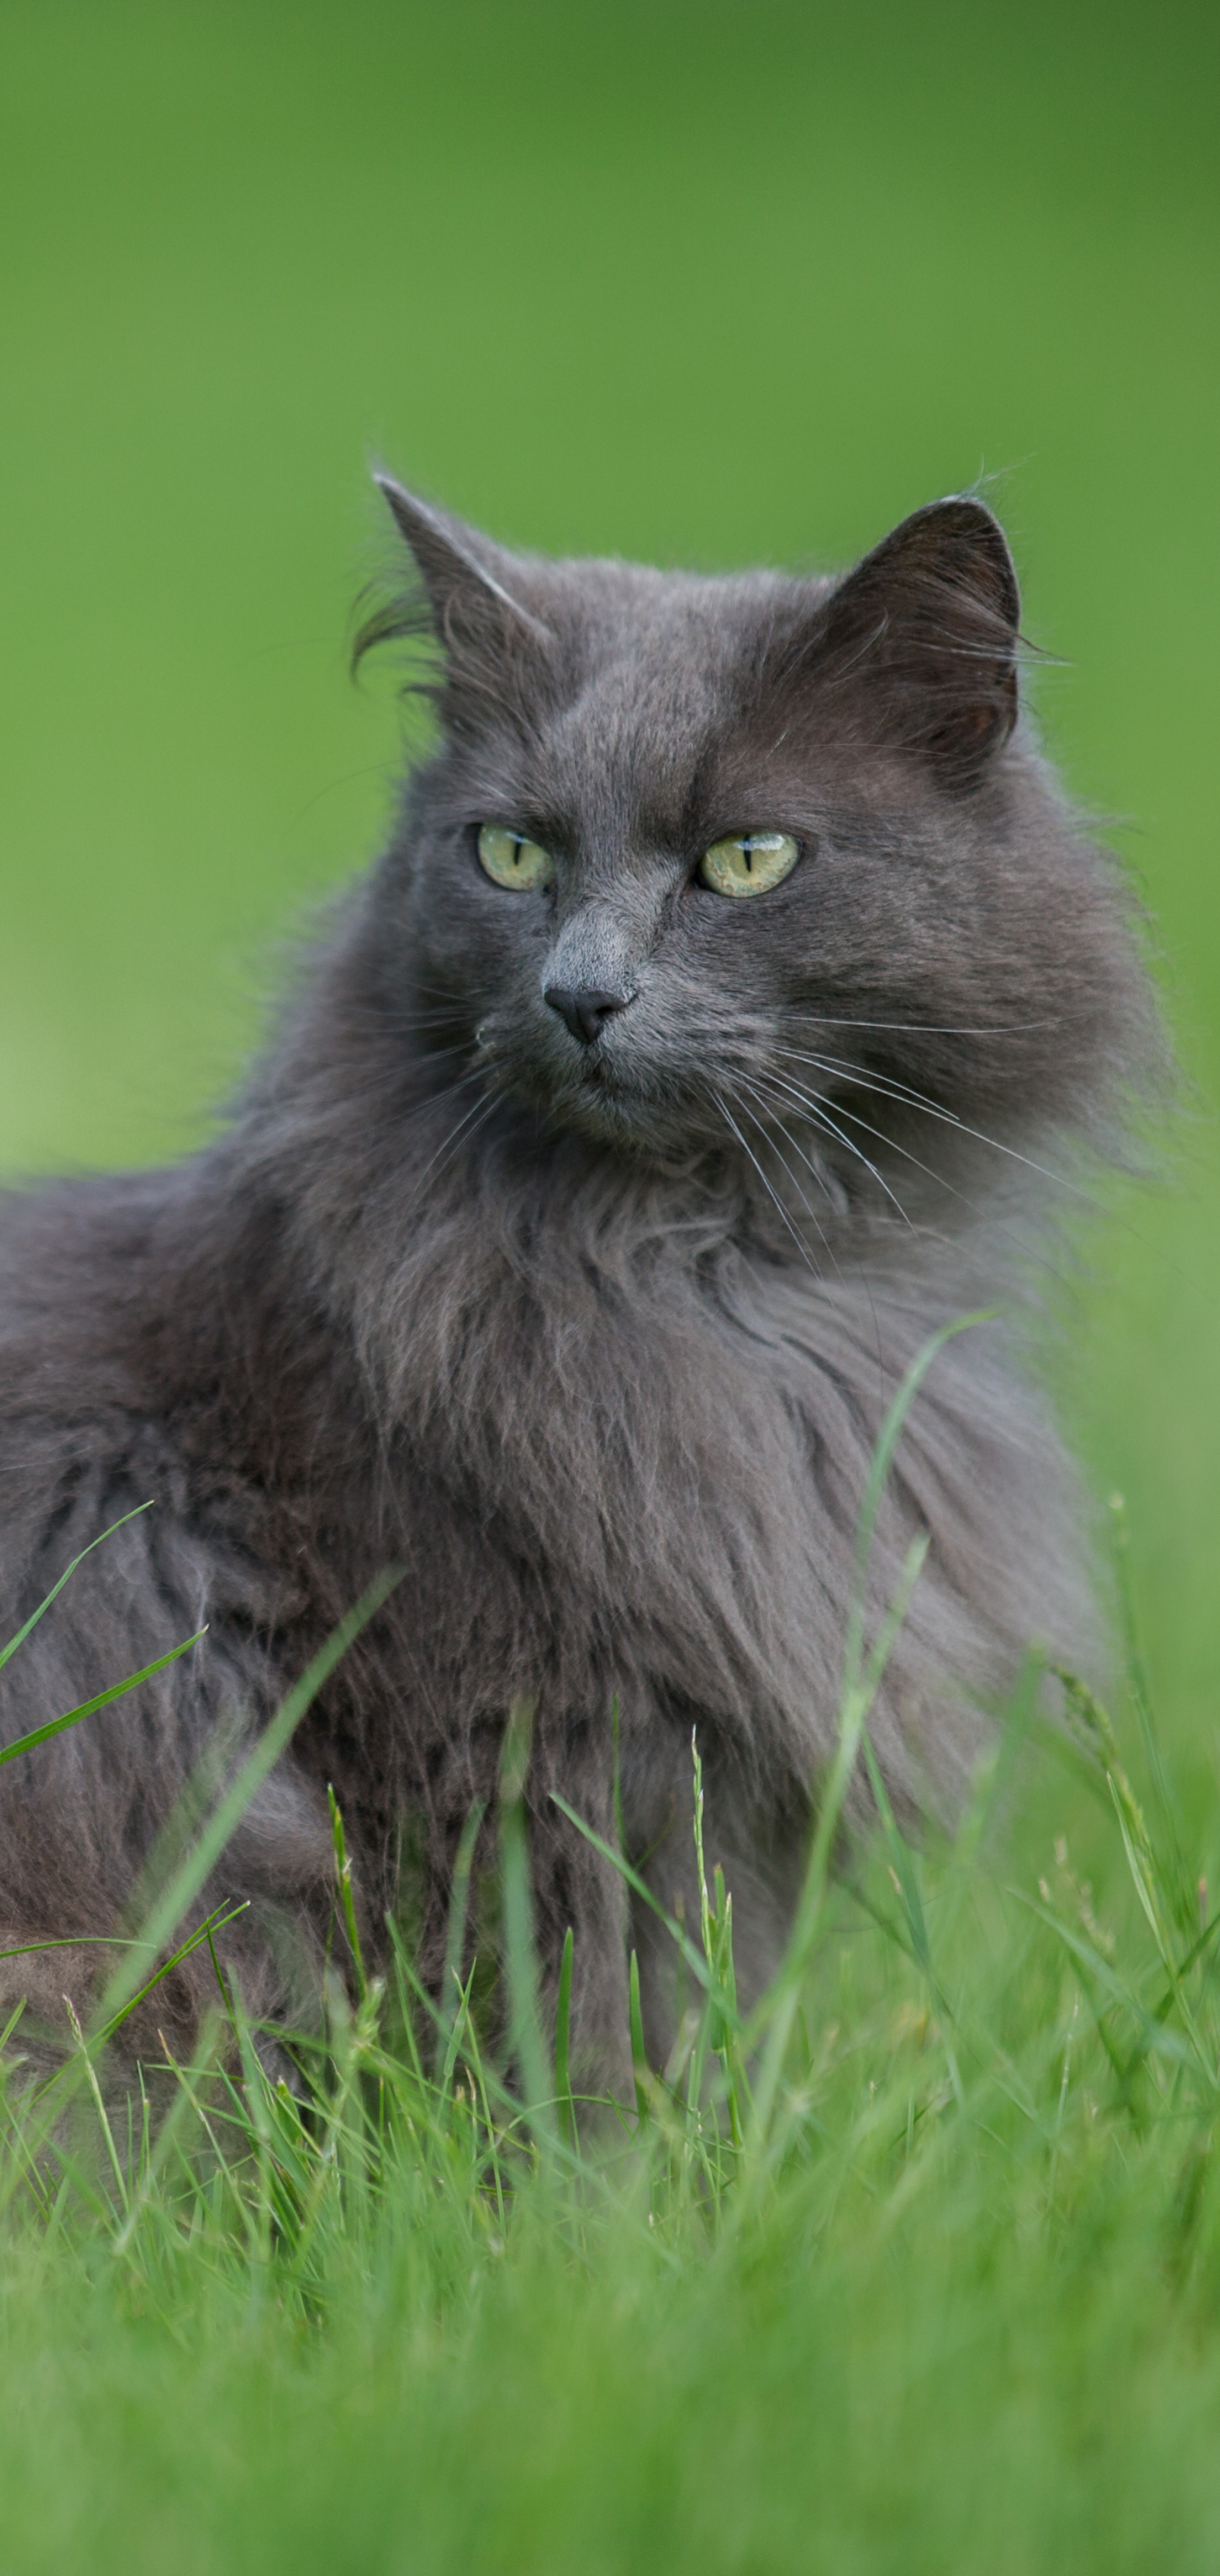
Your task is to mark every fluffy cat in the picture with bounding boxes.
[0,483,1154,2091]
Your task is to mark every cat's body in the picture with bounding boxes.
[0,489,1154,2088]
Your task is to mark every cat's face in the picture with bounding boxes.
[366,486,1134,1182]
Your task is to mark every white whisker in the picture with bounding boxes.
[409,1080,498,1194]
[760,1059,1082,1296]
[730,1078,887,1382]
[783,1012,1057,1037]
[732,1079,842,1258]
[711,1088,821,1282]
[749,1067,916,1232]
[772,1046,1091,1207]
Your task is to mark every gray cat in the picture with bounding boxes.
[0,483,1155,2092]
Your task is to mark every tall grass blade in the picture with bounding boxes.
[0,1502,155,1675]
[94,1568,402,2034]
[628,1949,649,2126]
[1108,1490,1194,1931]
[327,1785,368,2003]
[554,1925,575,2151]
[0,1629,207,1768]
[743,1317,981,2156]
[549,1793,734,2018]
[434,1798,485,2079]
[841,1313,990,1706]
[497,1696,556,2155]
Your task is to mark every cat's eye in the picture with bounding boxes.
[477,824,556,891]
[698,832,800,898]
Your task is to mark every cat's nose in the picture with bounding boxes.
[544,985,632,1048]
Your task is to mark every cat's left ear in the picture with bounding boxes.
[373,477,553,652]
[808,497,1021,788]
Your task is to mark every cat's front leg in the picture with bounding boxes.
[524,1719,635,2118]
[411,1714,634,2122]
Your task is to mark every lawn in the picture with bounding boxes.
[2,3,1219,2566]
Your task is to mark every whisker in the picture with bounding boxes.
[711,1088,821,1282]
[731,1075,839,1205]
[425,1089,501,1187]
[352,1059,485,1141]
[732,1078,842,1258]
[406,977,494,1006]
[762,1062,1084,1297]
[408,1077,498,1192]
[394,1008,485,1032]
[730,1079,888,1385]
[767,1067,956,1202]
[772,1046,1093,1208]
[749,1068,916,1232]
[782,1013,1057,1037]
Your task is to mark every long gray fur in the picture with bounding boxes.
[0,486,1158,2088]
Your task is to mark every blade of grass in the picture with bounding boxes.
[737,1322,982,2166]
[1109,1492,1187,1870]
[0,1629,207,1768]
[95,1902,252,2047]
[92,1568,402,2035]
[628,1949,649,2127]
[554,1926,575,2152]
[0,1502,155,1674]
[1010,1890,1197,2073]
[0,1573,405,2212]
[745,1530,931,2156]
[548,1795,737,2021]
[434,1799,485,2081]
[110,2016,226,2262]
[841,1315,991,1706]
[63,1994,128,2215]
[327,1785,368,2004]
[497,1696,556,2157]
[935,1653,1044,1946]
[860,1731,935,1990]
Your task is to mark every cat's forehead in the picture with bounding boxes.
[520,558,819,830]
[541,556,801,691]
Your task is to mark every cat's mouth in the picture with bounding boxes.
[563,1052,636,1121]
[476,1013,702,1153]
[574,1052,620,1090]
[535,1041,664,1144]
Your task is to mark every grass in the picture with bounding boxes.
[3,1347,1220,2571]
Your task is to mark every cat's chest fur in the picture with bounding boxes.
[324,1157,977,1802]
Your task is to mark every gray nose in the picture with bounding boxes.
[544,985,632,1048]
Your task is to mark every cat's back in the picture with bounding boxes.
[0,1171,176,1531]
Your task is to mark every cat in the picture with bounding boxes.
[0,480,1156,2096]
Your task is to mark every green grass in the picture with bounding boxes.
[3,2,1220,2562]
[4,1357,1220,2572]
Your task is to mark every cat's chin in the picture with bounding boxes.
[480,1047,673,1157]
[543,1073,708,1163]
[551,1080,657,1151]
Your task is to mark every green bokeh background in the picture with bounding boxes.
[3,0,1217,1744]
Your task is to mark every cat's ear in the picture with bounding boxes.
[373,475,553,657]
[807,497,1021,787]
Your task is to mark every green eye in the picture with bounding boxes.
[698,831,800,898]
[477,824,555,891]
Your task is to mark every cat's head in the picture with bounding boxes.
[358,483,1147,1192]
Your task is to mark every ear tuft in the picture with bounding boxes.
[813,497,1022,786]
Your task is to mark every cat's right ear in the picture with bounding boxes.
[366,476,553,675]
[792,497,1023,789]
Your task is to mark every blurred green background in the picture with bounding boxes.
[2,0,1217,1746]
